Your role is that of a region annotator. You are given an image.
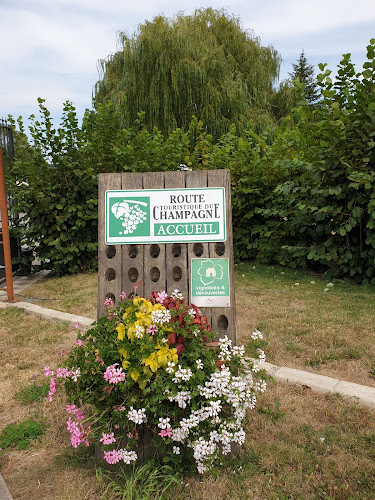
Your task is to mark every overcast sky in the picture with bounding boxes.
[1,0,374,128]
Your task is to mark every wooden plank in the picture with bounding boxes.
[185,170,212,328]
[97,173,122,319]
[207,169,236,344]
[142,171,166,299]
[121,172,144,299]
[164,170,188,296]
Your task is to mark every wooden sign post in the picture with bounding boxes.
[97,169,236,344]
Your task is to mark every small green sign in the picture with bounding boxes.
[191,258,230,307]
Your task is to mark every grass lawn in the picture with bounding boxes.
[22,262,375,387]
[0,307,374,499]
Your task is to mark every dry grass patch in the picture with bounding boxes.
[235,262,375,387]
[21,271,97,319]
[0,308,100,500]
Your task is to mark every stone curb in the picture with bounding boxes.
[258,361,375,409]
[0,473,13,500]
[0,300,94,328]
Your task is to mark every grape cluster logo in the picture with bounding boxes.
[109,197,150,237]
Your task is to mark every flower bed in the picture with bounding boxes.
[44,289,266,474]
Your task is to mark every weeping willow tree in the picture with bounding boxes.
[94,8,283,139]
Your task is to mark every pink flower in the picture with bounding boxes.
[73,338,83,347]
[66,405,85,421]
[56,367,69,378]
[104,297,114,307]
[146,324,158,335]
[156,291,168,304]
[100,432,116,445]
[113,405,126,412]
[103,450,123,464]
[44,365,54,377]
[120,291,127,299]
[104,364,125,384]
[60,349,68,356]
[66,417,90,448]
[75,321,80,329]
[47,377,56,401]
[158,428,172,438]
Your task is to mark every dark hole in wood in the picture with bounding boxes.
[128,267,139,283]
[106,245,116,259]
[215,242,225,256]
[172,244,181,258]
[172,266,182,281]
[105,293,115,303]
[217,315,229,331]
[105,268,116,282]
[193,243,203,257]
[150,267,160,282]
[150,244,160,258]
[129,245,138,258]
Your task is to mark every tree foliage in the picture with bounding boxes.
[8,40,375,282]
[94,8,282,139]
[289,50,320,104]
[258,40,375,282]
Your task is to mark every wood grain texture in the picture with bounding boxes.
[208,170,236,343]
[121,173,144,298]
[97,173,122,319]
[164,171,188,296]
[142,172,166,299]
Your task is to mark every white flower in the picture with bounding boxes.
[127,406,147,425]
[188,308,195,317]
[120,449,138,464]
[134,324,144,339]
[196,359,204,370]
[151,308,171,325]
[173,446,180,455]
[251,329,263,340]
[172,365,193,383]
[257,349,266,364]
[171,289,184,300]
[166,361,175,374]
[158,417,171,429]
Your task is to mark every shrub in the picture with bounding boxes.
[44,290,267,474]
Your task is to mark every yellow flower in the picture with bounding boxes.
[116,323,125,341]
[144,352,159,372]
[133,298,147,307]
[130,370,140,382]
[127,325,135,340]
[118,348,128,359]
[156,346,178,368]
[122,308,132,320]
[122,360,130,370]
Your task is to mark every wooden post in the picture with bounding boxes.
[0,149,15,302]
[97,170,236,345]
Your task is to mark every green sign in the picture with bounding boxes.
[105,188,226,244]
[190,258,230,307]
